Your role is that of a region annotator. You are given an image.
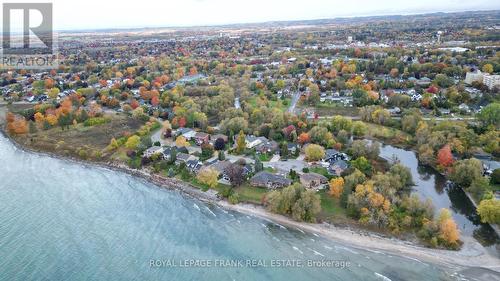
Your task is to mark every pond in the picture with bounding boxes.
[376,142,499,255]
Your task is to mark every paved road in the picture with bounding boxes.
[263,158,308,175]
[288,91,301,113]
[234,97,241,109]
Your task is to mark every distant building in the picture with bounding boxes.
[483,74,500,90]
[465,70,484,85]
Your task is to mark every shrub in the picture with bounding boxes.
[83,117,109,127]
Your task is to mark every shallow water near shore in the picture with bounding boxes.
[0,134,465,280]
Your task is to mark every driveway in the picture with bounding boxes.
[264,159,308,174]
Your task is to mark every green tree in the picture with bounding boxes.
[265,184,321,222]
[477,103,500,129]
[125,135,140,150]
[477,199,500,224]
[304,144,325,161]
[235,130,246,154]
[449,158,483,188]
[351,156,372,175]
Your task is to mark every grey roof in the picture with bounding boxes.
[250,171,292,187]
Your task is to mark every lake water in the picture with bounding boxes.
[377,143,499,254]
[0,134,460,280]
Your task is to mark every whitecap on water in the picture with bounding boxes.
[292,246,303,254]
[193,203,200,211]
[205,207,216,217]
[374,272,392,281]
[334,245,359,255]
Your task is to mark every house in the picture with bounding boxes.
[143,146,163,158]
[245,135,264,149]
[416,77,431,86]
[329,160,349,176]
[208,160,232,178]
[300,173,328,190]
[194,132,210,145]
[323,149,349,163]
[387,107,401,116]
[255,140,279,154]
[458,103,470,113]
[175,153,195,165]
[250,171,292,189]
[287,143,299,155]
[176,128,196,140]
[186,160,203,173]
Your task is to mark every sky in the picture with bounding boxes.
[2,0,500,31]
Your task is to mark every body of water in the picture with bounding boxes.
[377,143,499,254]
[0,134,460,280]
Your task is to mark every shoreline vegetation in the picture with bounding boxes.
[2,129,499,275]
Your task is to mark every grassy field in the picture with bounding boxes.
[13,114,145,160]
[317,190,350,223]
[306,104,359,116]
[234,184,268,204]
[246,96,291,112]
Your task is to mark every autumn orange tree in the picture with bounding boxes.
[437,144,454,168]
[329,177,344,198]
[6,112,28,134]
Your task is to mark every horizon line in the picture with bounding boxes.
[55,8,500,33]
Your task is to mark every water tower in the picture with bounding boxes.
[436,31,443,44]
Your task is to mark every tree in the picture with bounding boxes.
[468,177,490,200]
[350,140,379,159]
[341,169,366,207]
[226,164,244,187]
[197,168,220,189]
[389,163,414,187]
[108,138,119,150]
[297,132,310,145]
[235,130,246,154]
[351,156,372,175]
[6,113,28,134]
[477,199,500,224]
[437,145,454,168]
[175,136,189,147]
[449,158,483,188]
[304,144,325,161]
[218,150,226,161]
[308,126,334,147]
[491,169,500,185]
[125,135,140,150]
[329,177,344,198]
[482,63,493,74]
[214,137,225,151]
[265,184,321,222]
[254,157,263,172]
[437,209,460,245]
[201,143,214,159]
[477,103,500,129]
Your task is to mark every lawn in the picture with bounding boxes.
[318,190,349,223]
[309,166,332,179]
[234,184,268,204]
[308,104,359,117]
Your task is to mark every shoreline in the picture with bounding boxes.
[2,131,500,275]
